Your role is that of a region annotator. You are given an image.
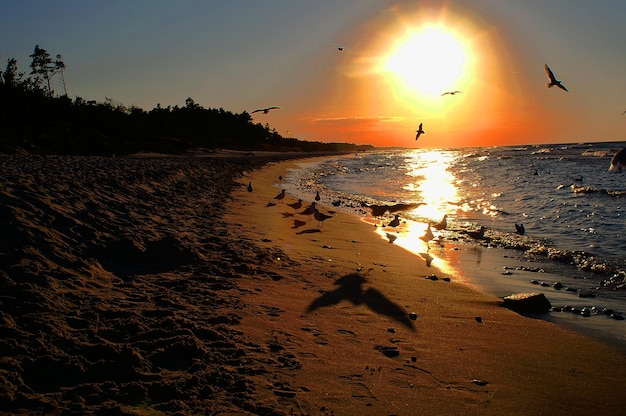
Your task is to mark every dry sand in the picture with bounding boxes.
[1,153,626,415]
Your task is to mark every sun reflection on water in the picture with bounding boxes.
[373,219,458,278]
[368,149,467,278]
[402,150,461,222]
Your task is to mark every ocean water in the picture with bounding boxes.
[283,141,626,347]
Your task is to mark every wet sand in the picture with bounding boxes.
[1,153,626,415]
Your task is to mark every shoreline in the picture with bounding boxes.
[227,157,626,414]
[280,153,626,351]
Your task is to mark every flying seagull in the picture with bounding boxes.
[544,64,568,92]
[441,91,462,96]
[415,123,425,140]
[251,106,282,114]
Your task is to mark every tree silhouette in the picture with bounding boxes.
[55,54,68,96]
[2,58,22,88]
[29,45,64,96]
[1,45,375,155]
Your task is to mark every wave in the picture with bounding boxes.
[571,184,626,197]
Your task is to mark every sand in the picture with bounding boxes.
[1,153,626,415]
[227,157,626,415]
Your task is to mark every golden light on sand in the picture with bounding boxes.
[383,25,472,99]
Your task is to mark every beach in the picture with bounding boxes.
[2,153,626,415]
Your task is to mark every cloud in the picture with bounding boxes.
[309,115,406,124]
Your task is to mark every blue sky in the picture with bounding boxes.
[2,0,626,147]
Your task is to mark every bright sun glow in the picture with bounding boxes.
[384,26,470,97]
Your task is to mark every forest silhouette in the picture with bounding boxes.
[0,45,373,155]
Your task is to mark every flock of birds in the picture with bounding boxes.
[413,64,568,141]
[249,182,333,229]
[248,176,451,250]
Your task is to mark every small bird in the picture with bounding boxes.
[273,189,286,202]
[315,191,321,201]
[300,201,316,215]
[385,232,398,243]
[314,208,333,227]
[419,223,435,250]
[465,226,486,240]
[544,64,568,92]
[415,123,425,140]
[515,223,525,235]
[287,199,303,210]
[251,106,282,114]
[441,91,462,96]
[433,215,447,230]
[609,147,626,173]
[388,214,401,228]
[247,182,253,192]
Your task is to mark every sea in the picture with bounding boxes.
[282,141,626,349]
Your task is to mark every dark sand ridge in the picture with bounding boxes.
[0,153,327,415]
[226,157,626,415]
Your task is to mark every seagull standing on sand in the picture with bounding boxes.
[433,215,447,230]
[287,199,303,210]
[273,189,286,202]
[300,201,316,215]
[415,123,425,140]
[315,191,321,201]
[247,182,253,192]
[465,226,486,240]
[419,223,435,250]
[609,147,626,173]
[251,106,282,114]
[388,214,401,228]
[544,64,568,92]
[314,208,333,228]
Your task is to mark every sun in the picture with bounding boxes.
[383,25,470,97]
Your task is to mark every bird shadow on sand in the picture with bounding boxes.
[292,219,307,229]
[306,273,415,331]
[296,228,321,234]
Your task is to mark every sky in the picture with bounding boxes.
[2,0,626,148]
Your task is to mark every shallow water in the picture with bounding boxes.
[283,142,626,349]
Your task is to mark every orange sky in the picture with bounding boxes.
[252,1,625,148]
[296,2,554,148]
